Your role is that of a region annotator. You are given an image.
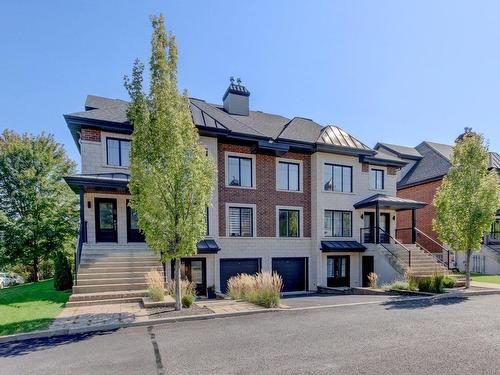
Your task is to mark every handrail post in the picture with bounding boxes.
[411,209,417,244]
[408,249,411,268]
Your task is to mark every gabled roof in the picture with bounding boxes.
[489,152,500,170]
[317,125,371,151]
[278,117,323,144]
[374,142,422,160]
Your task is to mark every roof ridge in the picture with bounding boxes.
[421,141,453,165]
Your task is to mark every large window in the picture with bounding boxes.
[278,161,300,191]
[279,209,300,237]
[324,210,352,237]
[227,156,252,187]
[370,169,384,190]
[106,138,131,167]
[324,164,352,192]
[228,207,253,237]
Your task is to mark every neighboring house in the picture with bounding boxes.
[375,141,500,274]
[63,80,445,306]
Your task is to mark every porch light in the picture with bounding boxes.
[360,214,364,219]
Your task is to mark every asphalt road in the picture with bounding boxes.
[1,295,500,375]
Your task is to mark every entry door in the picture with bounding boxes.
[95,198,117,242]
[127,201,145,243]
[379,213,390,243]
[171,258,206,296]
[327,256,350,287]
[362,256,375,287]
[363,212,375,243]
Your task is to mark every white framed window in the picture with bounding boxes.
[276,159,302,192]
[226,203,256,237]
[323,164,352,192]
[324,210,352,237]
[275,206,303,238]
[106,138,131,167]
[225,152,256,188]
[370,169,384,190]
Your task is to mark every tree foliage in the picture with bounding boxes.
[0,130,79,282]
[433,130,500,287]
[54,252,73,291]
[124,14,216,309]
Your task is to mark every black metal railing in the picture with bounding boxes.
[360,226,411,268]
[74,221,88,286]
[488,231,500,241]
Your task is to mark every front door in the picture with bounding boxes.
[171,258,206,296]
[127,200,145,243]
[363,212,375,243]
[379,213,390,243]
[362,256,375,287]
[327,256,350,287]
[95,198,117,242]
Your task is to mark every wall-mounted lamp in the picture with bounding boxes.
[392,215,396,221]
[360,214,364,219]
[88,201,92,209]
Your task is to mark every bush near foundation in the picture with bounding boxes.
[227,272,283,308]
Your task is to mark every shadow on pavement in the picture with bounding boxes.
[0,329,118,357]
[382,296,468,310]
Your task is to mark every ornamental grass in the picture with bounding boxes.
[227,271,283,308]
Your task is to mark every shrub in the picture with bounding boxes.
[146,269,165,302]
[53,252,73,291]
[182,294,195,308]
[389,280,411,291]
[442,276,456,288]
[417,274,445,293]
[227,272,283,308]
[367,272,378,289]
[166,278,196,299]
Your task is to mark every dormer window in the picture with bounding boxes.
[107,138,131,167]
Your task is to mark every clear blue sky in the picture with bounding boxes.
[1,1,499,167]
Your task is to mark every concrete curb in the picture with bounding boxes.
[2,290,499,344]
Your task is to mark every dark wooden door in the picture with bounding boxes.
[362,256,375,287]
[327,256,350,287]
[171,258,207,296]
[127,201,145,243]
[95,198,117,243]
[363,212,375,243]
[380,213,390,243]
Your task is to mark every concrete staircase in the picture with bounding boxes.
[381,243,449,278]
[67,246,162,307]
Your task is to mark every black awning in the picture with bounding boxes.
[353,193,426,211]
[64,173,130,193]
[197,239,220,254]
[320,241,366,252]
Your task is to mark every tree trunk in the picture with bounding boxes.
[32,257,39,282]
[465,249,471,289]
[174,258,182,311]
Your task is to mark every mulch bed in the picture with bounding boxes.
[147,303,214,320]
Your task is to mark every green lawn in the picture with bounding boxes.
[0,279,70,336]
[470,273,500,284]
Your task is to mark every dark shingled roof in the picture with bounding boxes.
[375,142,422,159]
[489,152,500,170]
[65,94,384,157]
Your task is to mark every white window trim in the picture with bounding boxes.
[275,205,304,238]
[275,158,303,193]
[369,167,385,191]
[224,151,256,189]
[225,203,257,238]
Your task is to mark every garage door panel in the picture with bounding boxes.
[220,258,260,293]
[272,257,307,293]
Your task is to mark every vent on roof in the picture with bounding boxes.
[223,77,250,116]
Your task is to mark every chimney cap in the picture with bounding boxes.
[223,77,250,101]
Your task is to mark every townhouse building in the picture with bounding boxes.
[375,141,500,274]
[63,81,444,306]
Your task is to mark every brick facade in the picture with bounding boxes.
[81,128,101,142]
[218,142,311,237]
[397,179,443,252]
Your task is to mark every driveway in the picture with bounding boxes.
[281,292,408,308]
[2,294,499,374]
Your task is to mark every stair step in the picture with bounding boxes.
[78,266,162,273]
[81,255,159,261]
[73,283,151,294]
[77,277,148,286]
[78,271,164,280]
[66,297,144,307]
[69,289,149,302]
[80,261,160,266]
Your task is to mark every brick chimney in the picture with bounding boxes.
[222,77,250,116]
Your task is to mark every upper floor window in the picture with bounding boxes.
[324,164,352,192]
[107,138,131,167]
[370,169,384,190]
[278,209,300,237]
[278,161,300,191]
[324,210,352,237]
[228,207,253,237]
[228,156,252,187]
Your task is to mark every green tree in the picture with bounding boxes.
[54,251,73,291]
[0,130,78,282]
[433,129,500,288]
[124,14,215,310]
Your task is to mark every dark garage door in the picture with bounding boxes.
[272,257,308,292]
[220,258,261,293]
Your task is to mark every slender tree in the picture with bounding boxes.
[0,130,78,282]
[125,14,215,310]
[433,129,500,288]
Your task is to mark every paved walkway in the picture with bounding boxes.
[470,280,500,289]
[196,299,266,313]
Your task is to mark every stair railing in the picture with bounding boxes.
[361,226,411,268]
[74,220,87,286]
